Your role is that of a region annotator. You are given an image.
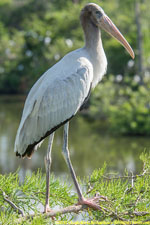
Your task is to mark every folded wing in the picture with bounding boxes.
[14,65,93,157]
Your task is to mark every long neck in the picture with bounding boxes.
[80,12,107,88]
[80,13,102,51]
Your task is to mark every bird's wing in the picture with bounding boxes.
[14,64,93,156]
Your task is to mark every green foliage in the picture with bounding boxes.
[0,170,76,224]
[85,151,150,222]
[0,0,149,135]
[90,75,150,135]
[1,0,149,93]
[0,0,82,93]
[0,152,150,224]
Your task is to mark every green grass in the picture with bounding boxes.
[0,152,150,224]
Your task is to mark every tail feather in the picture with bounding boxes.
[16,140,44,158]
[15,115,74,158]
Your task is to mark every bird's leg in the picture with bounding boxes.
[62,122,83,201]
[62,122,102,211]
[44,132,54,213]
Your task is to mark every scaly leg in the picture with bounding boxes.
[62,122,102,211]
[62,122,83,201]
[44,132,54,213]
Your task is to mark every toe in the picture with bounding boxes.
[44,204,52,213]
[78,198,102,211]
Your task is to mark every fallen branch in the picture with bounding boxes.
[15,201,150,223]
[17,204,87,223]
[2,188,149,224]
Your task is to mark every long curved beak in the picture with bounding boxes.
[100,15,135,59]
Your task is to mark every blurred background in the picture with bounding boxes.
[0,0,150,180]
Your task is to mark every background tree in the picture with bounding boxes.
[0,0,149,135]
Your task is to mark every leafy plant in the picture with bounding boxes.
[90,75,150,135]
[0,152,150,224]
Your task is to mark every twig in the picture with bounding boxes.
[86,183,94,194]
[17,203,128,223]
[101,170,149,180]
[0,189,25,217]
[123,211,150,217]
[134,194,141,207]
[13,199,150,223]
[131,171,134,188]
[133,211,150,216]
[17,204,87,223]
[100,206,128,221]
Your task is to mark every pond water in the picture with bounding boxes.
[0,96,150,182]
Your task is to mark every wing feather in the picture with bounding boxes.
[14,61,93,156]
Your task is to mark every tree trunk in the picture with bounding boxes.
[135,0,144,82]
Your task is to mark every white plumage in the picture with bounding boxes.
[14,3,134,212]
[14,46,107,156]
[14,2,134,159]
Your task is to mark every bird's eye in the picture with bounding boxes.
[95,10,102,19]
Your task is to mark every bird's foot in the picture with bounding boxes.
[77,193,108,211]
[44,204,53,213]
[44,204,55,220]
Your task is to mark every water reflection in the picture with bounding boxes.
[0,96,150,181]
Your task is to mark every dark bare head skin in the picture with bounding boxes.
[80,3,134,59]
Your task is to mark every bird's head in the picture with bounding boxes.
[81,3,134,59]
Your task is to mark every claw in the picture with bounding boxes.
[77,193,109,212]
[77,197,102,211]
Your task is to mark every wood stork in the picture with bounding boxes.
[14,3,134,212]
